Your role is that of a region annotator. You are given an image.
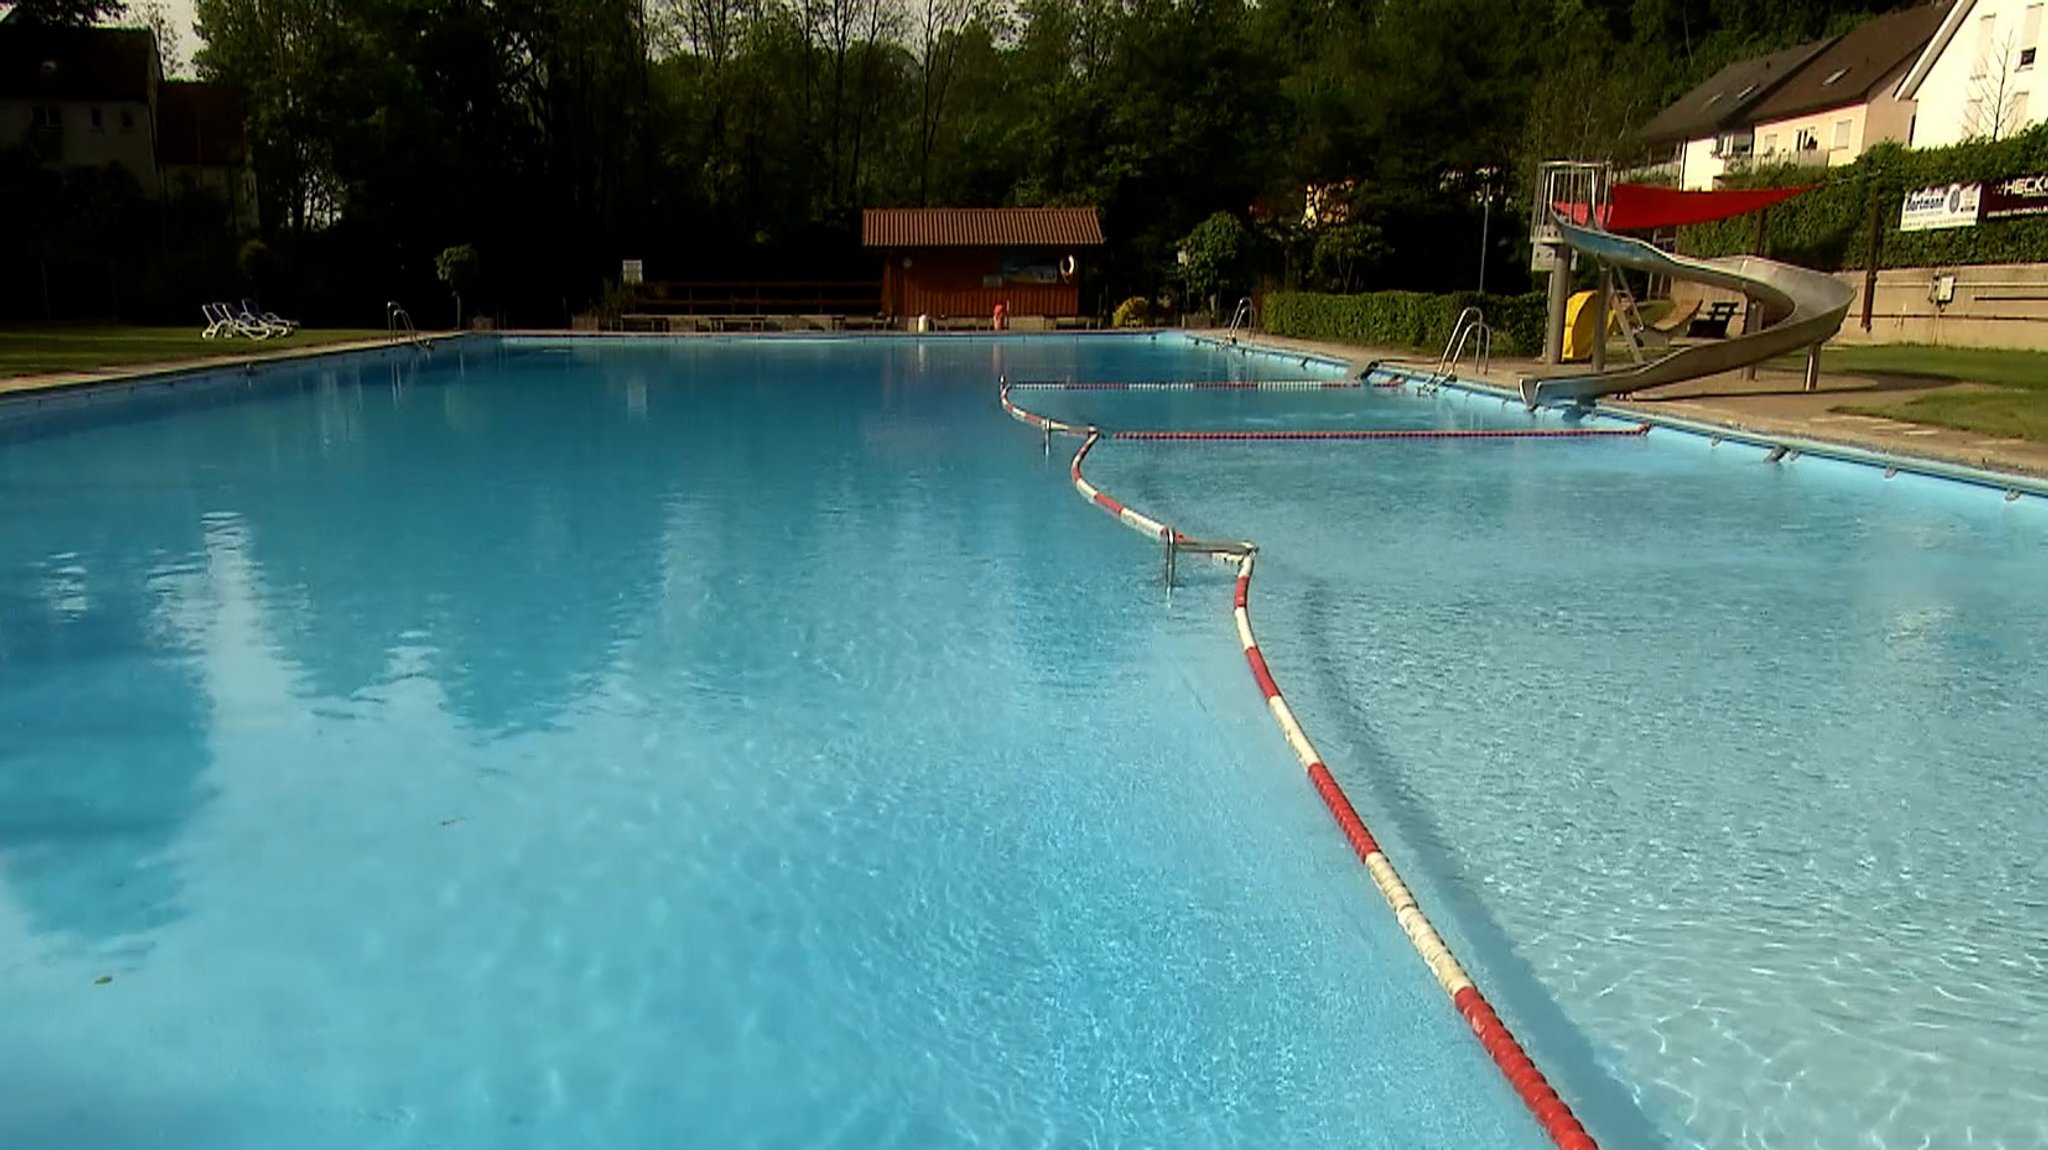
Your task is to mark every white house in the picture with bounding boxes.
[1639,41,1835,189]
[1746,3,1949,169]
[0,22,161,192]
[1898,0,2048,146]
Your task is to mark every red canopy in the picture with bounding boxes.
[1553,183,1815,231]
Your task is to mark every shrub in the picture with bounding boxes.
[1112,295,1151,327]
[1263,289,1547,356]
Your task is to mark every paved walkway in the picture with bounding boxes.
[1236,332,2048,480]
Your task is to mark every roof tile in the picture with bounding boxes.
[863,207,1104,247]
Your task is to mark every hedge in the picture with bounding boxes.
[1678,126,2048,271]
[1262,290,1548,356]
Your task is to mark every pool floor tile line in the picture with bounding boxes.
[997,382,1603,1150]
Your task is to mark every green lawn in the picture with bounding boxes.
[0,326,396,379]
[1801,343,2048,442]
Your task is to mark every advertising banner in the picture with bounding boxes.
[1899,183,1981,231]
[1982,173,2048,220]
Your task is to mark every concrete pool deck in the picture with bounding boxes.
[1228,332,2048,481]
[0,334,442,399]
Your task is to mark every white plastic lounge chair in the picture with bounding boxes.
[211,301,274,340]
[201,302,233,339]
[241,299,299,336]
[231,301,290,338]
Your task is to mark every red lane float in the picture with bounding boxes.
[1004,380,1604,1150]
[1115,426,1651,441]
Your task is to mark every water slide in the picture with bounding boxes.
[1519,219,1856,408]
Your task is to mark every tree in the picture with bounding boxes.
[1178,211,1250,317]
[134,0,185,76]
[0,0,124,25]
[437,244,481,329]
[910,0,977,203]
[1965,31,2028,142]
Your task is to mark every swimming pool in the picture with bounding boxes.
[1,335,2042,1149]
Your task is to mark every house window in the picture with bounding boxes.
[1833,119,1853,149]
[31,106,61,131]
[1823,67,1851,85]
[118,108,135,132]
[1796,128,1818,151]
[1976,13,1998,78]
[1735,83,1759,101]
[90,107,104,132]
[1761,132,1779,154]
[2015,91,2033,124]
[2024,5,2043,69]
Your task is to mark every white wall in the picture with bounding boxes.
[1913,0,2047,147]
[1681,136,1728,190]
[0,98,160,192]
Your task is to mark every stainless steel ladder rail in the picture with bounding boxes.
[386,301,426,349]
[1423,307,1491,391]
[1224,297,1254,339]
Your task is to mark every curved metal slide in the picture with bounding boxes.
[1520,220,1856,408]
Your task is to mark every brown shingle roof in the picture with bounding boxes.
[863,207,1104,248]
[1746,2,1950,122]
[0,24,157,102]
[158,81,247,166]
[1639,39,1836,144]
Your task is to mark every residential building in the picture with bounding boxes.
[1639,41,1835,190]
[0,16,256,227]
[159,81,258,231]
[1746,3,1950,169]
[1898,0,2048,146]
[0,22,159,191]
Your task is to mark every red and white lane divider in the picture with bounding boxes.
[1116,426,1649,442]
[1002,382,1603,1150]
[1003,378,1361,391]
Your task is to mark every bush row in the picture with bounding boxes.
[1678,126,2048,270]
[1262,290,1548,356]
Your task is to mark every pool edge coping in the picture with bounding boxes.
[0,333,471,405]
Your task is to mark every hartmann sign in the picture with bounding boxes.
[1899,183,1982,231]
[1982,174,2048,220]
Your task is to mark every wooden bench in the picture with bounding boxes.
[1685,300,1741,339]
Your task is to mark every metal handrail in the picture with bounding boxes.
[1424,307,1491,391]
[387,301,425,349]
[1225,296,1254,338]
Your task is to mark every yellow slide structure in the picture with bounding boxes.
[1561,290,1621,363]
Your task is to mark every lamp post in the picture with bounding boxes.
[1476,166,1499,295]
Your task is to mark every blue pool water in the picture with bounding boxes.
[0,337,1549,1150]
[2,336,2044,1150]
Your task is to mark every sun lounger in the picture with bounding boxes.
[203,301,276,340]
[242,299,299,335]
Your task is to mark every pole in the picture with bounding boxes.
[1591,263,1609,373]
[1543,247,1571,365]
[1804,342,1822,393]
[1478,191,1491,295]
[1862,193,1884,332]
[1743,207,1769,381]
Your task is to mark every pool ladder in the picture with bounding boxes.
[1423,307,1491,392]
[1224,297,1253,340]
[387,300,427,350]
